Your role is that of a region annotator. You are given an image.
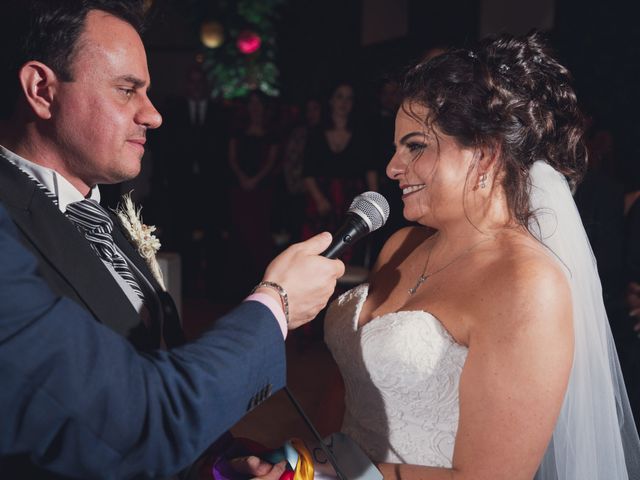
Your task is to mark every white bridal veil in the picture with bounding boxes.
[529,161,640,479]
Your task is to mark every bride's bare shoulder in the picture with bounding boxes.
[470,233,572,335]
[495,233,568,288]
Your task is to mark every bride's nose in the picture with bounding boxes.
[386,151,405,181]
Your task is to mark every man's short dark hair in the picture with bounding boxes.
[0,0,145,120]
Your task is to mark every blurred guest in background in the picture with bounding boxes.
[302,81,377,265]
[369,77,407,261]
[228,91,279,288]
[156,64,229,295]
[278,97,323,243]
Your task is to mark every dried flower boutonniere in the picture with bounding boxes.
[115,193,165,290]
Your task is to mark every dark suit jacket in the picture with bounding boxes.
[156,96,229,185]
[0,159,183,350]
[152,96,230,236]
[0,203,286,479]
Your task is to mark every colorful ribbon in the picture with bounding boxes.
[209,437,315,480]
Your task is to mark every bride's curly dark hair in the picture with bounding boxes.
[401,30,588,227]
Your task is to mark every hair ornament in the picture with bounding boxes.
[499,63,510,73]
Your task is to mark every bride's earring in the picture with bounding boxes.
[479,173,487,189]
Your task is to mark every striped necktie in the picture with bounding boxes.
[65,199,145,302]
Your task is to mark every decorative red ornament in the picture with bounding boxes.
[237,30,261,54]
[278,470,295,480]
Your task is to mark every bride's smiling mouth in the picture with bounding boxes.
[402,184,426,196]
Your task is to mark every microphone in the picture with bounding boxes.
[321,191,390,259]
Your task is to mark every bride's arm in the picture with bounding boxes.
[376,256,573,480]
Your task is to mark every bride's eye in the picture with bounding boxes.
[407,142,427,154]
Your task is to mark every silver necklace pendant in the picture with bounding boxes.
[408,274,429,295]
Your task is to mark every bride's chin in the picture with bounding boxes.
[403,206,430,224]
[402,211,420,223]
[402,209,416,222]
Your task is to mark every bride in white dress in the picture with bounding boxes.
[323,31,640,479]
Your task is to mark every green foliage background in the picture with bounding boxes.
[183,0,286,99]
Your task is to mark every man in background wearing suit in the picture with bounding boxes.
[156,64,231,296]
[0,1,344,477]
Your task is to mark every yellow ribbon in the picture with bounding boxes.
[290,438,315,480]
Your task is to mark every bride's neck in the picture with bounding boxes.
[432,195,516,252]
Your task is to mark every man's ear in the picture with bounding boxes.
[18,61,59,120]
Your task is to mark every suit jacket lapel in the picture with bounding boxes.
[112,211,185,347]
[0,160,143,338]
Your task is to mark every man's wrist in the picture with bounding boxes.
[251,281,289,325]
[245,292,288,339]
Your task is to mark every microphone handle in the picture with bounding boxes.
[321,213,370,259]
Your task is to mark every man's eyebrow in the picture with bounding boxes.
[116,75,147,89]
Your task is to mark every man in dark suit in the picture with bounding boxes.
[0,1,344,477]
[0,201,289,478]
[0,197,340,480]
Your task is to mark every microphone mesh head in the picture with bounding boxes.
[348,191,390,231]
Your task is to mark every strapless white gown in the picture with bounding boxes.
[324,284,468,468]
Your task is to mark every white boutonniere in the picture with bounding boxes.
[115,193,166,290]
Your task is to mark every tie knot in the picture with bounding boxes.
[65,199,113,234]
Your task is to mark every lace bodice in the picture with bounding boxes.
[324,284,468,468]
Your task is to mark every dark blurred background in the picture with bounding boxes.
[142,0,640,155]
[135,0,640,204]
